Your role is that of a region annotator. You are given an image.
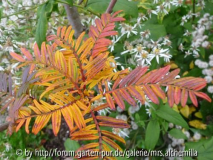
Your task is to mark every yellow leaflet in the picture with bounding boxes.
[189,120,207,130]
[190,61,194,69]
[180,105,190,118]
[195,112,203,119]
[172,104,179,113]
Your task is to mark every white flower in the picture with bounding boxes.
[179,43,184,51]
[171,0,183,7]
[137,13,148,23]
[209,55,213,60]
[109,35,121,52]
[117,114,127,121]
[156,5,168,15]
[145,108,152,117]
[4,143,11,152]
[204,76,212,83]
[207,86,213,93]
[150,39,161,48]
[202,41,209,48]
[128,106,136,114]
[121,44,136,55]
[202,69,213,76]
[197,0,205,9]
[175,125,182,129]
[163,0,172,9]
[98,107,111,115]
[147,9,158,18]
[193,132,201,141]
[117,106,123,112]
[183,131,190,139]
[135,50,151,66]
[209,60,213,67]
[134,104,140,111]
[169,123,174,128]
[112,128,129,138]
[134,44,145,56]
[184,51,192,58]
[131,121,138,130]
[180,16,187,26]
[198,62,208,69]
[119,24,137,38]
[163,52,172,62]
[140,30,151,39]
[190,45,200,56]
[149,47,169,64]
[162,37,172,47]
[195,59,201,65]
[10,15,18,21]
[183,30,191,36]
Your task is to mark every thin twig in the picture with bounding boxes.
[0,122,9,132]
[192,0,196,21]
[106,0,117,13]
[63,4,84,38]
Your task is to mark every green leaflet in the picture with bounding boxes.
[169,128,187,140]
[36,0,54,47]
[155,103,189,129]
[64,138,80,151]
[145,120,160,150]
[185,136,213,160]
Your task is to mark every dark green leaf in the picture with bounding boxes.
[185,136,213,160]
[64,139,80,151]
[169,128,187,139]
[87,0,138,17]
[36,5,48,47]
[161,121,169,134]
[56,0,73,6]
[142,24,166,41]
[135,113,140,121]
[45,0,55,13]
[145,120,160,150]
[155,103,189,129]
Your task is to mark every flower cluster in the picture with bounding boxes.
[166,123,202,160]
[182,13,213,58]
[195,55,213,94]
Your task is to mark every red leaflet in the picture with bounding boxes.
[174,87,181,105]
[189,91,198,107]
[21,48,33,61]
[143,85,159,104]
[10,52,25,62]
[34,43,41,60]
[194,92,211,102]
[119,88,136,106]
[181,88,188,107]
[151,84,166,100]
[60,26,67,39]
[168,86,174,107]
[112,91,125,109]
[106,93,115,110]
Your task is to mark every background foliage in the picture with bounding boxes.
[0,0,213,159]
